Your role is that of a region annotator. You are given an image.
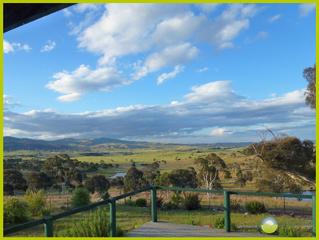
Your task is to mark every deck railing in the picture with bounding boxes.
[4,185,316,237]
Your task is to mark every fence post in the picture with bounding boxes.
[151,186,158,222]
[312,193,316,237]
[109,199,117,237]
[44,216,54,237]
[223,190,231,232]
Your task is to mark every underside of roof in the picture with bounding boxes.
[4,3,74,33]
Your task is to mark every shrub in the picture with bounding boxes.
[182,193,201,210]
[157,197,164,208]
[213,216,238,231]
[125,199,136,206]
[57,208,109,237]
[214,216,224,229]
[71,187,90,208]
[278,225,302,237]
[135,198,147,207]
[4,198,30,225]
[245,201,266,214]
[23,190,48,216]
[230,199,241,211]
[171,192,183,207]
[161,201,178,210]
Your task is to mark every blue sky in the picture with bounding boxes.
[4,3,316,143]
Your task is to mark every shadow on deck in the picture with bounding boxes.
[127,221,273,237]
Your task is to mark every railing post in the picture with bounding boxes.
[223,190,231,232]
[44,216,53,237]
[109,199,117,237]
[312,193,316,237]
[151,186,158,222]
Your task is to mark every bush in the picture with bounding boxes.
[57,208,109,237]
[245,201,266,214]
[213,216,238,231]
[125,199,136,206]
[278,225,302,237]
[230,199,241,211]
[182,193,201,210]
[161,201,178,210]
[214,216,224,229]
[23,190,48,216]
[71,187,90,208]
[171,192,183,207]
[4,198,30,225]
[135,198,147,207]
[157,197,164,208]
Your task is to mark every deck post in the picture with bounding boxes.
[109,199,117,237]
[44,216,54,237]
[312,193,316,237]
[151,186,158,222]
[223,190,231,232]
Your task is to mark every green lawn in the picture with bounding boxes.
[7,205,312,237]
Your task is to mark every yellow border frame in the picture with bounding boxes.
[1,1,317,239]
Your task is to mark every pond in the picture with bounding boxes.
[110,172,126,179]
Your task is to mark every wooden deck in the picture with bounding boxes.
[127,221,272,237]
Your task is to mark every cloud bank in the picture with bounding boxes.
[5,81,315,142]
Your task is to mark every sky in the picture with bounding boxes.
[4,3,316,143]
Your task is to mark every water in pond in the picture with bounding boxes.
[110,172,126,178]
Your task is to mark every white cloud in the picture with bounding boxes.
[63,8,72,17]
[157,65,184,85]
[299,4,315,17]
[41,40,56,52]
[134,43,198,80]
[4,95,21,110]
[74,4,259,67]
[210,128,230,137]
[46,64,128,102]
[73,4,100,13]
[197,67,209,73]
[184,81,240,103]
[4,40,31,53]
[4,40,14,53]
[48,4,261,96]
[196,4,219,13]
[6,81,314,142]
[268,14,281,23]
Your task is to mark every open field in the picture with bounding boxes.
[4,144,315,237]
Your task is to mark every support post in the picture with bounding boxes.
[151,186,158,222]
[312,193,316,237]
[44,216,53,237]
[223,190,231,232]
[109,199,116,237]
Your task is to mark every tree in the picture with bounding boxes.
[110,176,124,194]
[85,175,110,200]
[4,169,27,192]
[195,153,227,191]
[245,136,314,175]
[303,64,316,109]
[143,162,160,185]
[168,167,197,188]
[195,153,228,208]
[25,172,53,190]
[4,183,14,195]
[71,187,91,207]
[123,165,146,192]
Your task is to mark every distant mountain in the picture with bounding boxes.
[4,136,141,151]
[4,136,252,152]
